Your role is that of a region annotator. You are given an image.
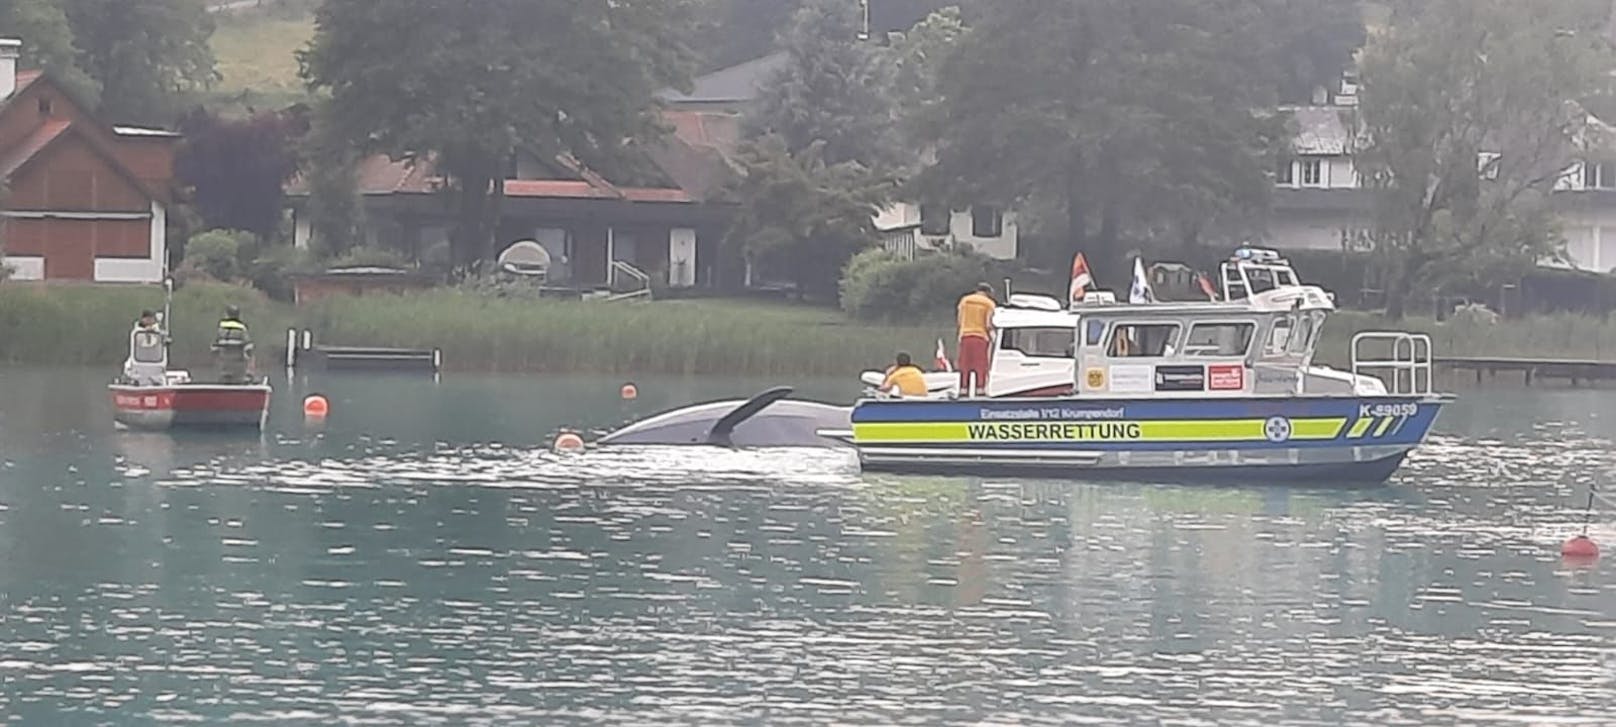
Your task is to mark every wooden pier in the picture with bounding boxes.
[284,330,441,374]
[1436,356,1616,387]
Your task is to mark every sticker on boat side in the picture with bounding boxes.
[1208,364,1245,391]
[1109,365,1152,394]
[1154,365,1206,392]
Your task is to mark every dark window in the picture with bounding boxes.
[971,206,1003,238]
[999,326,1073,358]
[1276,159,1294,185]
[919,204,949,236]
[1300,159,1323,186]
[1586,161,1614,190]
[1108,323,1181,358]
[37,96,52,117]
[1183,322,1256,357]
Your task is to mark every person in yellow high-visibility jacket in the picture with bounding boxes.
[213,305,253,383]
[880,352,929,397]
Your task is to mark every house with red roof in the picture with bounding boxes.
[0,39,180,283]
[285,131,738,291]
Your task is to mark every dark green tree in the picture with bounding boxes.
[915,0,1287,282]
[1356,0,1616,317]
[301,0,697,272]
[749,0,900,169]
[0,0,98,103]
[61,0,217,124]
[1259,0,1367,104]
[725,135,892,298]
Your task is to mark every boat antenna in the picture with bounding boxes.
[162,277,174,338]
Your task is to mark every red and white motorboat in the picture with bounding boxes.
[108,284,271,431]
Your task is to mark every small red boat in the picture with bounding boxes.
[108,283,271,431]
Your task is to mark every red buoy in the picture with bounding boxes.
[620,383,638,400]
[1561,535,1600,560]
[554,432,585,453]
[303,394,330,419]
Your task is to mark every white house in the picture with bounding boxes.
[873,202,1018,260]
[1266,78,1616,274]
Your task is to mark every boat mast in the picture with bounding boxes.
[162,277,173,338]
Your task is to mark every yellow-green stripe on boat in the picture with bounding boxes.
[853,418,1348,444]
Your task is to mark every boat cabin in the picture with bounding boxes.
[1219,247,1301,302]
[120,321,190,387]
[1074,286,1347,398]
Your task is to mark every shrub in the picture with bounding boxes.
[182,229,253,281]
[840,249,999,322]
[328,245,411,270]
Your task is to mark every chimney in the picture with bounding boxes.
[0,39,19,101]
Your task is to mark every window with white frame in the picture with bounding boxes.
[1584,161,1614,190]
[1276,159,1295,186]
[971,206,1003,238]
[1299,159,1324,187]
[1478,152,1501,180]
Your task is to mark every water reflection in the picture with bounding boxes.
[0,368,1611,724]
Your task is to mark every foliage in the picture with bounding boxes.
[0,0,98,103]
[300,107,367,259]
[840,248,1003,321]
[1355,0,1616,317]
[327,245,411,270]
[689,0,955,72]
[61,0,217,124]
[175,106,309,238]
[1258,0,1367,104]
[915,0,1292,284]
[726,135,892,298]
[181,229,251,281]
[300,0,698,271]
[748,0,900,170]
[887,5,966,169]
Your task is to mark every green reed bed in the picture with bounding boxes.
[7,282,1616,374]
[302,290,947,375]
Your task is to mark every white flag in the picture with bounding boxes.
[1129,257,1156,304]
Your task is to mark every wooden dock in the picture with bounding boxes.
[284,330,441,374]
[1436,356,1616,386]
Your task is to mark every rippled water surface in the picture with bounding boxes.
[1,367,1613,725]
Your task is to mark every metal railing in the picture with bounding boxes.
[1351,331,1434,395]
[608,260,652,302]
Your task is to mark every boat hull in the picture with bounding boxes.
[109,384,272,431]
[848,395,1450,484]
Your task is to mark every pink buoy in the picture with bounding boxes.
[1562,535,1599,560]
[621,383,639,401]
[554,432,585,453]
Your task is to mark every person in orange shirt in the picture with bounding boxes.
[956,283,996,394]
[880,352,929,397]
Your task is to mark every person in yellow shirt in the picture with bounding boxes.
[956,283,997,394]
[880,352,929,397]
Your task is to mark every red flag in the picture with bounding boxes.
[1069,253,1093,303]
[934,338,952,372]
[1196,271,1219,301]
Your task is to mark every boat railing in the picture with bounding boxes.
[1351,331,1434,396]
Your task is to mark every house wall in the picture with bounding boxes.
[1558,207,1616,273]
[949,208,1017,260]
[1278,155,1359,190]
[873,202,1019,260]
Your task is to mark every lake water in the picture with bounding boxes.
[0,367,1613,725]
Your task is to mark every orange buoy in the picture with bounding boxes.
[1561,535,1599,560]
[303,394,330,419]
[620,383,638,400]
[554,432,586,453]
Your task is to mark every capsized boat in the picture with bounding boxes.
[108,282,271,431]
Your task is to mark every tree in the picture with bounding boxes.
[0,0,98,103]
[749,0,900,170]
[1355,0,1616,317]
[726,135,892,298]
[61,0,217,124]
[301,0,697,272]
[1258,0,1367,104]
[888,5,966,159]
[174,106,309,239]
[915,0,1288,282]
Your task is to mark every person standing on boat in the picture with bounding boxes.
[881,352,929,397]
[956,283,997,394]
[213,305,253,384]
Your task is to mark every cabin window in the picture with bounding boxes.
[1264,316,1296,356]
[1289,312,1320,355]
[1108,323,1181,358]
[1085,319,1106,346]
[1183,322,1256,357]
[971,206,1003,238]
[133,331,164,363]
[1000,326,1073,358]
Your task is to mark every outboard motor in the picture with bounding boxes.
[122,327,168,386]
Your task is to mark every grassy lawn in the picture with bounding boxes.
[209,9,315,107]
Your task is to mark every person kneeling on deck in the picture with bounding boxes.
[957,283,996,395]
[881,352,929,398]
[212,305,254,384]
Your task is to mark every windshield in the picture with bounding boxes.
[132,330,165,363]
